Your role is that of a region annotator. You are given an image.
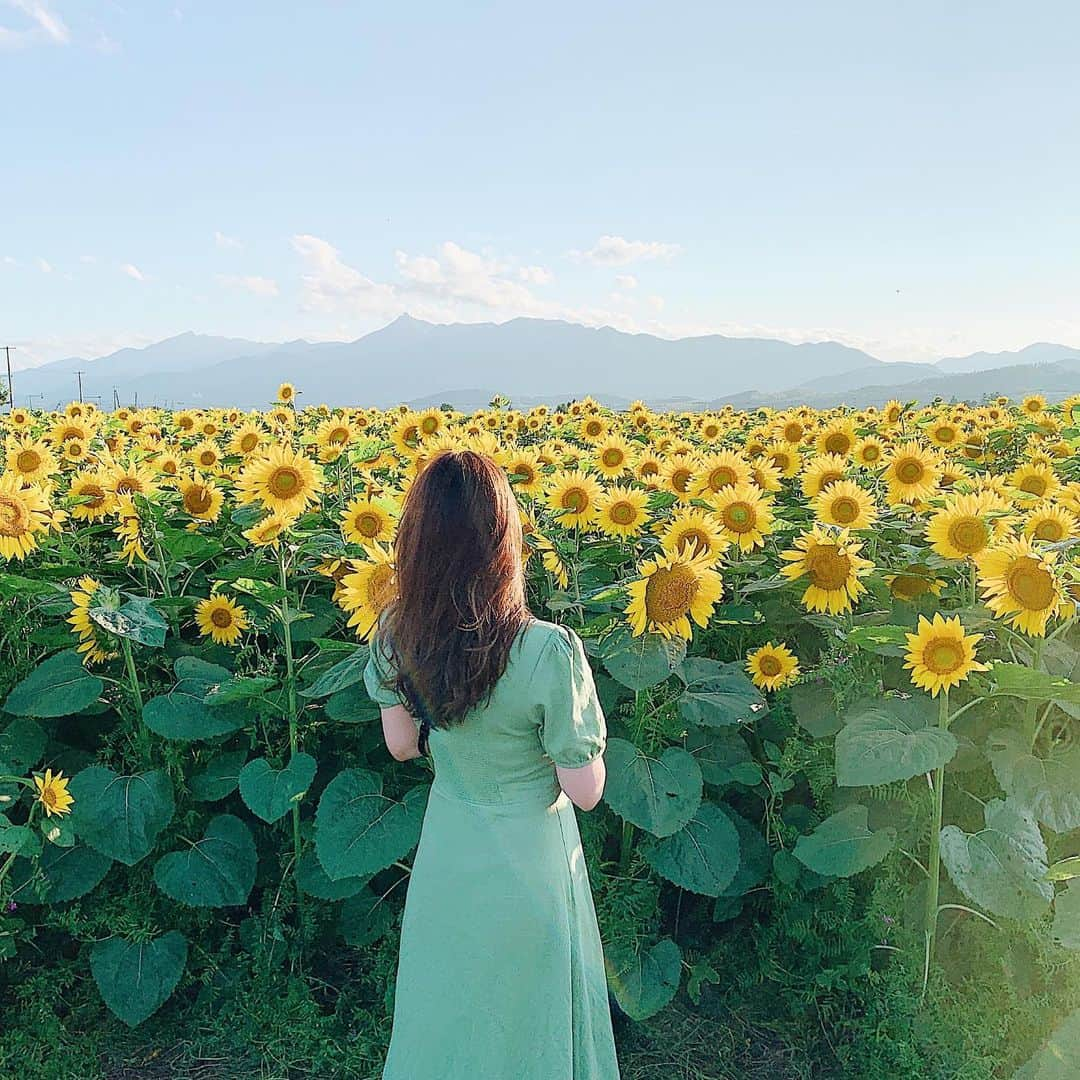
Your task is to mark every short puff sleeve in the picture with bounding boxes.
[537,625,607,768]
[363,629,405,709]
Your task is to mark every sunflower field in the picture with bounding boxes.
[1,386,1079,1077]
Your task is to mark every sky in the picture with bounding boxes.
[3,1,1080,370]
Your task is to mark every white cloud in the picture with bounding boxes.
[214,230,242,250]
[519,265,553,285]
[646,295,665,311]
[79,254,96,264]
[292,234,397,315]
[615,274,638,290]
[0,1,70,49]
[572,235,682,266]
[121,263,146,281]
[35,256,51,273]
[2,255,17,265]
[217,273,279,297]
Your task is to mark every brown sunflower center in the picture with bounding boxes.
[185,487,214,515]
[924,638,963,675]
[15,449,41,473]
[240,434,259,453]
[784,423,803,442]
[0,494,30,536]
[1033,519,1064,541]
[722,502,755,532]
[758,655,783,677]
[644,564,698,624]
[1020,474,1047,497]
[708,466,737,491]
[678,529,710,554]
[935,427,956,443]
[948,517,987,555]
[210,607,234,628]
[895,459,924,485]
[670,468,692,493]
[269,467,302,498]
[824,433,851,455]
[561,487,588,512]
[115,476,141,495]
[368,564,397,607]
[601,449,624,468]
[420,417,439,435]
[609,501,637,526]
[1006,557,1056,611]
[353,511,382,538]
[829,496,860,524]
[805,544,851,591]
[328,427,350,444]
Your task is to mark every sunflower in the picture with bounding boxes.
[691,450,751,497]
[189,440,223,473]
[592,435,636,479]
[658,452,698,503]
[178,472,225,523]
[815,418,857,458]
[195,594,250,646]
[885,564,946,602]
[338,547,398,640]
[1024,502,1079,544]
[277,382,297,405]
[236,443,324,517]
[340,496,397,549]
[113,495,148,565]
[230,423,265,458]
[709,483,774,553]
[390,413,423,459]
[634,451,664,487]
[242,511,294,548]
[853,437,887,468]
[800,454,849,500]
[501,449,545,495]
[925,491,1013,561]
[578,413,610,444]
[527,529,570,588]
[5,436,58,485]
[313,416,354,463]
[974,536,1068,637]
[67,575,120,664]
[102,457,160,500]
[882,441,941,505]
[762,441,802,478]
[595,484,650,539]
[67,470,114,522]
[658,507,728,565]
[33,769,74,817]
[811,479,878,530]
[746,641,800,692]
[779,525,873,614]
[903,613,989,697]
[624,543,723,640]
[544,469,603,529]
[7,407,32,430]
[0,473,52,560]
[882,400,905,426]
[1009,462,1060,502]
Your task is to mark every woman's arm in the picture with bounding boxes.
[556,755,606,812]
[380,703,423,761]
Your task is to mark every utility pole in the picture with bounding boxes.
[75,370,85,402]
[113,387,120,410]
[3,346,13,412]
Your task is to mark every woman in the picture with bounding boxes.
[363,448,622,1079]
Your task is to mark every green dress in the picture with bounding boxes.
[363,617,622,1080]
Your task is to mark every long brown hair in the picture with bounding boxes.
[376,449,533,755]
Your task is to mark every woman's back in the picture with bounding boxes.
[365,616,609,809]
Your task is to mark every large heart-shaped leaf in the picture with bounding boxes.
[91,598,168,648]
[677,657,767,728]
[602,738,702,838]
[788,679,843,739]
[794,805,895,878]
[641,800,741,896]
[717,804,772,898]
[90,931,188,1027]
[1052,882,1080,951]
[0,718,47,768]
[987,728,1080,834]
[606,938,681,1021]
[69,767,175,866]
[988,663,1080,705]
[300,646,370,699]
[295,849,371,900]
[939,798,1053,921]
[1013,1005,1080,1079]
[189,750,248,802]
[7,842,113,903]
[339,886,397,947]
[153,814,257,907]
[3,650,103,718]
[685,726,762,788]
[143,658,250,741]
[239,753,317,823]
[600,627,686,691]
[836,695,957,787]
[315,769,428,881]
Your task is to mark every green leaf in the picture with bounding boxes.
[939,799,1053,921]
[10,842,112,903]
[315,770,428,880]
[69,767,174,866]
[606,938,681,1021]
[601,738,702,838]
[189,750,247,802]
[788,679,843,739]
[239,753,317,824]
[339,886,397,947]
[1048,857,1080,882]
[143,658,251,742]
[988,663,1080,705]
[685,727,762,788]
[987,728,1080,834]
[0,718,47,768]
[600,626,687,691]
[677,656,768,728]
[847,624,911,657]
[794,805,896,878]
[90,932,188,1027]
[90,598,168,648]
[717,804,772,898]
[231,577,287,605]
[1012,1006,1080,1079]
[325,685,380,724]
[295,849,370,900]
[0,825,34,855]
[640,800,741,896]
[153,814,257,907]
[300,646,371,699]
[836,695,957,787]
[1052,882,1080,950]
[204,676,277,706]
[3,650,103,718]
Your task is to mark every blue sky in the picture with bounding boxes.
[3,1,1079,368]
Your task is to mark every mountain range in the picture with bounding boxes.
[10,317,1080,412]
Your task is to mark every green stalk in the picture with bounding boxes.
[921,688,949,1001]
[121,637,149,763]
[279,549,303,911]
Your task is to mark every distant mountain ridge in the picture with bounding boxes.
[12,316,1080,411]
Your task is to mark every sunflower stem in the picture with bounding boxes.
[120,637,149,764]
[921,688,949,1003]
[278,547,305,924]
